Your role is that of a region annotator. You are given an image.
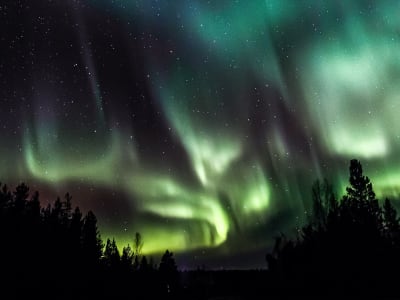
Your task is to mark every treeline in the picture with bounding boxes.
[2,159,400,297]
[0,183,178,298]
[266,159,400,295]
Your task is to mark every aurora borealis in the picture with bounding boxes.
[1,0,400,267]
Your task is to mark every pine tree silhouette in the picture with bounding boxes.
[103,238,120,271]
[159,250,178,294]
[121,244,133,272]
[267,159,400,296]
[82,211,103,269]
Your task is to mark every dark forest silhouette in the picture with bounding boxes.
[266,159,400,296]
[0,183,178,298]
[1,159,400,298]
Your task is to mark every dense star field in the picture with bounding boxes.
[1,0,400,268]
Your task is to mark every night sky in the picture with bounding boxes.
[1,0,400,268]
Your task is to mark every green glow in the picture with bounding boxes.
[10,0,400,260]
[24,129,136,185]
[370,166,400,199]
[223,162,270,216]
[299,4,400,159]
[190,1,287,94]
[128,175,230,247]
[157,73,243,186]
[113,221,220,254]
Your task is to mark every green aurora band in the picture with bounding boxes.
[3,0,400,262]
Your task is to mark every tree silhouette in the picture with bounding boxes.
[61,192,72,224]
[3,157,400,298]
[13,182,29,213]
[82,211,103,269]
[121,244,133,272]
[26,191,40,220]
[139,255,149,271]
[134,232,143,256]
[310,179,336,227]
[0,184,12,211]
[159,250,178,294]
[70,207,83,249]
[345,159,376,202]
[0,183,170,297]
[159,250,177,273]
[103,238,120,271]
[133,232,143,271]
[267,159,400,296]
[383,198,399,240]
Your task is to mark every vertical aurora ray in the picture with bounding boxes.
[74,7,106,125]
[154,73,243,187]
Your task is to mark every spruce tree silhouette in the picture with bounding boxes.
[133,231,143,271]
[103,238,120,271]
[82,211,103,270]
[159,250,178,294]
[267,159,400,296]
[62,192,73,223]
[133,252,140,271]
[0,183,157,298]
[159,250,177,273]
[345,159,376,202]
[121,244,133,272]
[13,182,29,214]
[139,255,149,272]
[4,159,400,299]
[70,207,83,252]
[26,191,40,220]
[383,198,399,239]
[310,179,336,227]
